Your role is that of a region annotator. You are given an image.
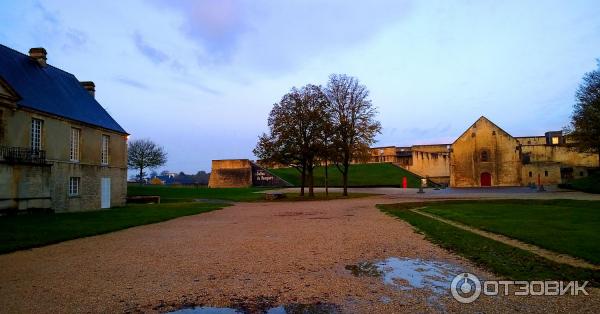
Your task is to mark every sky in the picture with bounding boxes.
[1,0,599,174]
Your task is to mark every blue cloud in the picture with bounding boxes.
[115,76,149,90]
[152,0,412,72]
[133,31,169,64]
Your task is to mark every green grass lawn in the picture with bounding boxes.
[269,163,422,187]
[379,202,600,285]
[0,202,227,254]
[420,199,600,264]
[127,184,269,202]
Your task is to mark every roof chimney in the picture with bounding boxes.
[28,47,47,67]
[80,81,95,98]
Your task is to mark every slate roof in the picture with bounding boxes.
[0,44,127,134]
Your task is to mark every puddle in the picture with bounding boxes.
[345,257,462,293]
[375,257,462,295]
[346,257,463,310]
[379,296,392,304]
[344,262,382,277]
[172,307,241,314]
[169,302,340,314]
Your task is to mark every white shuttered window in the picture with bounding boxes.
[101,135,109,165]
[70,128,80,161]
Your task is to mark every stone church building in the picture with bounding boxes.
[0,45,128,212]
[367,116,598,187]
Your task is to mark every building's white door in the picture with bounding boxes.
[101,177,111,208]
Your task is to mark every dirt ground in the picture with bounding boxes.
[0,193,598,313]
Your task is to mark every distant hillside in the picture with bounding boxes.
[269,163,422,187]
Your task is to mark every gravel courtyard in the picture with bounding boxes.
[0,195,598,313]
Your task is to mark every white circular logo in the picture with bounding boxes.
[451,272,481,303]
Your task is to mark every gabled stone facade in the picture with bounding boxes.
[450,117,523,187]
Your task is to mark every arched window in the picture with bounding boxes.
[480,150,489,162]
[528,171,532,177]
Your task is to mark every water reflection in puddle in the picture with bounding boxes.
[170,302,341,314]
[173,307,241,314]
[346,256,463,311]
[375,257,462,295]
[344,261,382,277]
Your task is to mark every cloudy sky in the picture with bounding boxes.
[1,0,599,173]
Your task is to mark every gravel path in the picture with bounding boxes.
[0,197,598,313]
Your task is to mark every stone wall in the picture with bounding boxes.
[515,136,546,145]
[0,163,52,211]
[0,105,128,212]
[208,159,253,188]
[368,146,400,163]
[209,159,292,188]
[521,162,562,186]
[50,162,127,212]
[521,145,598,167]
[405,144,450,184]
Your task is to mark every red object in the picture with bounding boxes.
[402,177,407,189]
[480,172,492,186]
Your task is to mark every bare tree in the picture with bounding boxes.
[567,60,600,165]
[316,117,338,198]
[325,74,381,196]
[254,85,330,197]
[128,139,167,184]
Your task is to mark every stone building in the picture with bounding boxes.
[0,45,128,212]
[364,116,598,187]
[209,159,291,188]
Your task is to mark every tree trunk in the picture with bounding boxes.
[342,155,350,196]
[342,163,349,197]
[300,162,306,196]
[139,167,144,185]
[324,158,329,198]
[308,166,315,197]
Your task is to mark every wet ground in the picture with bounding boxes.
[171,302,341,314]
[344,257,464,312]
[1,196,599,313]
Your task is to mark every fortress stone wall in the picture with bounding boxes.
[361,116,598,187]
[209,159,291,188]
[208,159,253,188]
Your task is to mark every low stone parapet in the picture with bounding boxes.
[126,196,161,204]
[265,192,286,200]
